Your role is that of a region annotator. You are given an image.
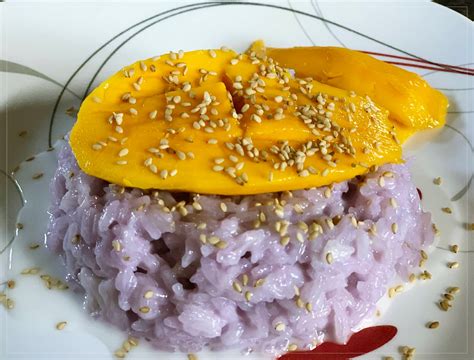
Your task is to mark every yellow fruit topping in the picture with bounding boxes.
[70,43,445,195]
[250,40,448,139]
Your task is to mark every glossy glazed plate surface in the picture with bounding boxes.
[1,1,473,359]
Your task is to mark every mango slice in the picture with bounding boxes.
[71,47,403,195]
[250,41,448,135]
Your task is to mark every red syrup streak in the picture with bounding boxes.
[278,325,398,360]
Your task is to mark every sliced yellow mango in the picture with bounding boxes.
[71,47,403,195]
[250,41,448,135]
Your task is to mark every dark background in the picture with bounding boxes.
[435,0,473,19]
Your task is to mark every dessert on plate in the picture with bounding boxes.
[46,40,447,355]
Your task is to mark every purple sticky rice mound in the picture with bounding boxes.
[46,142,434,355]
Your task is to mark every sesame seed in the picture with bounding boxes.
[56,321,67,330]
[32,173,44,180]
[115,126,124,134]
[228,155,238,163]
[324,188,332,198]
[391,223,398,234]
[178,205,188,216]
[288,344,298,351]
[6,298,14,309]
[195,224,206,232]
[299,169,310,177]
[127,337,139,347]
[149,164,158,173]
[389,198,398,208]
[29,243,40,250]
[92,143,102,151]
[419,270,432,280]
[439,300,451,311]
[442,207,452,214]
[132,82,141,91]
[428,321,439,329]
[280,235,290,246]
[450,244,459,253]
[268,171,274,182]
[187,354,198,360]
[139,306,150,313]
[170,169,178,177]
[275,322,286,331]
[242,274,249,286]
[433,177,442,185]
[122,341,131,352]
[144,290,154,299]
[275,208,285,218]
[135,61,146,72]
[296,232,304,243]
[92,96,102,103]
[388,288,396,298]
[112,240,122,252]
[207,139,218,144]
[208,236,220,245]
[21,267,40,275]
[448,286,460,294]
[448,261,459,269]
[444,293,454,301]
[326,252,333,264]
[216,240,228,249]
[144,158,153,167]
[378,176,385,187]
[220,202,228,212]
[114,350,126,359]
[116,160,127,165]
[148,110,158,120]
[213,165,224,172]
[118,148,129,157]
[232,281,242,293]
[199,234,207,244]
[160,169,168,179]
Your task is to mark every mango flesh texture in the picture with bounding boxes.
[249,40,448,140]
[71,47,407,195]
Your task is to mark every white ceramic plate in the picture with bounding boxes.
[1,1,473,359]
